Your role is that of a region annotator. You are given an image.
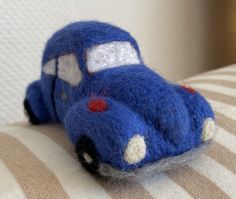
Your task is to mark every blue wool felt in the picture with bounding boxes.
[42,21,143,78]
[173,85,214,146]
[25,81,50,123]
[24,21,215,173]
[83,65,191,146]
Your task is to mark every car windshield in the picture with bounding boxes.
[86,41,140,72]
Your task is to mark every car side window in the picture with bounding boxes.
[43,58,56,75]
[42,54,82,86]
[58,54,82,86]
[86,41,140,73]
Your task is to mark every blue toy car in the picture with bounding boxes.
[24,21,215,178]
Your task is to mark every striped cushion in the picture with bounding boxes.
[0,64,236,199]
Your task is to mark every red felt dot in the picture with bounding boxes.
[181,84,196,94]
[88,99,108,112]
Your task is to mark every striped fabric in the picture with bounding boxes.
[0,64,236,199]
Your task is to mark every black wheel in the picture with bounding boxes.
[23,99,41,125]
[76,135,100,174]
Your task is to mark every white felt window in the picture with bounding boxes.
[86,41,140,72]
[58,54,82,86]
[42,59,56,75]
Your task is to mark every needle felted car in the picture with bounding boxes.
[24,21,216,179]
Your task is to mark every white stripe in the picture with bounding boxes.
[207,99,236,122]
[214,126,236,154]
[211,66,236,72]
[43,59,56,75]
[0,126,111,199]
[189,83,236,98]
[186,74,236,83]
[184,65,236,81]
[0,159,26,199]
[204,65,236,75]
[188,155,236,198]
[139,173,193,199]
[184,64,236,81]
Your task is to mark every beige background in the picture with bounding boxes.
[1,0,236,80]
[0,0,236,124]
[92,0,236,80]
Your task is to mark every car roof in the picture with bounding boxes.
[42,21,141,65]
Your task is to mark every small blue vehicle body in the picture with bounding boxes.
[24,21,215,177]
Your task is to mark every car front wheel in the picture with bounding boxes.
[76,135,101,174]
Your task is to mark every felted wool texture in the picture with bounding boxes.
[173,84,214,146]
[57,54,82,86]
[64,96,154,171]
[124,134,146,164]
[98,142,209,181]
[83,65,191,146]
[24,21,215,174]
[25,80,50,123]
[41,21,143,76]
[86,41,140,72]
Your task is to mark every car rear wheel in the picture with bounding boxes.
[23,98,41,125]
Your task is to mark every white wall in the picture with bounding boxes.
[0,0,235,124]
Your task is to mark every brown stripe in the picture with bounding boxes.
[96,177,155,199]
[205,142,236,174]
[194,88,236,107]
[21,124,155,199]
[0,132,69,199]
[215,112,236,136]
[186,79,236,90]
[167,165,229,199]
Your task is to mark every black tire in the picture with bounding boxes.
[76,135,100,174]
[23,99,41,125]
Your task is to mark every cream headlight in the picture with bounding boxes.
[124,134,146,164]
[201,118,216,142]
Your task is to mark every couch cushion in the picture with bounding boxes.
[0,64,235,199]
